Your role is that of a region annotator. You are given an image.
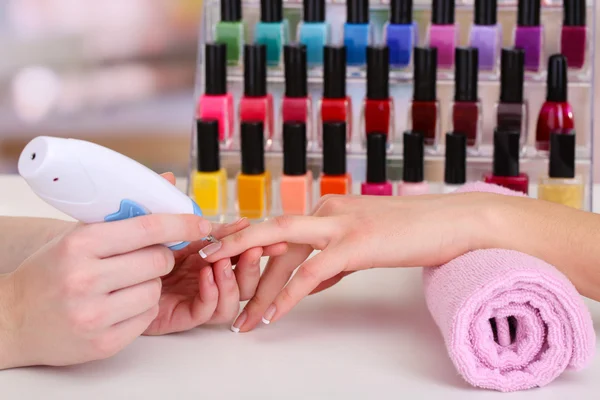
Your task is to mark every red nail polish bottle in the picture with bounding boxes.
[535,54,574,152]
[362,45,394,146]
[483,128,529,194]
[239,44,274,143]
[196,43,235,146]
[451,47,482,150]
[282,44,313,144]
[408,47,440,148]
[319,46,352,146]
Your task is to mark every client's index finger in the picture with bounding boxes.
[83,213,212,258]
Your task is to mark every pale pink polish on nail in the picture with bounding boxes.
[231,310,248,333]
[224,263,234,279]
[199,241,223,258]
[262,304,277,324]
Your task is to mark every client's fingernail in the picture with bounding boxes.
[207,269,215,285]
[199,241,222,259]
[199,219,212,236]
[223,262,233,279]
[262,305,276,325]
[225,217,247,228]
[231,310,247,333]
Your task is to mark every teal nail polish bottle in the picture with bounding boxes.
[215,0,245,66]
[298,0,330,66]
[255,0,289,67]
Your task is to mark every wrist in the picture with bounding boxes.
[0,273,20,370]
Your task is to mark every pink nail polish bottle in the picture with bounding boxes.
[361,133,392,196]
[398,131,429,195]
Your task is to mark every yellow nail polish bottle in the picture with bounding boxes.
[192,120,228,218]
[237,121,271,219]
[538,131,584,210]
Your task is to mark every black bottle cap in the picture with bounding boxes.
[546,54,568,102]
[444,132,466,184]
[517,0,540,26]
[499,48,525,103]
[492,128,520,177]
[474,0,497,25]
[347,0,369,24]
[454,47,479,102]
[390,0,413,25]
[304,0,325,22]
[432,0,455,25]
[366,133,387,183]
[244,44,267,97]
[284,44,308,98]
[261,0,283,22]
[205,43,227,95]
[549,131,576,178]
[196,119,220,172]
[241,122,265,175]
[403,131,424,183]
[413,47,437,102]
[324,46,347,99]
[367,46,389,100]
[564,0,586,27]
[322,122,347,175]
[283,122,307,176]
[221,0,242,22]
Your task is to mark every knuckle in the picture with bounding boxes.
[151,248,174,276]
[273,214,294,230]
[318,195,346,215]
[90,335,121,359]
[297,265,320,284]
[279,286,294,304]
[138,215,162,238]
[62,271,95,298]
[230,230,245,245]
[69,307,103,334]
[57,232,87,258]
[147,278,162,303]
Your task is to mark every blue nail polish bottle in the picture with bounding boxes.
[385,0,418,68]
[255,0,290,67]
[344,0,372,66]
[298,0,330,66]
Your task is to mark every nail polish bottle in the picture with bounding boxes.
[450,47,482,150]
[298,0,330,67]
[320,121,352,196]
[561,0,588,72]
[408,47,440,148]
[196,43,235,146]
[362,46,394,145]
[398,131,429,196]
[318,46,352,145]
[239,45,274,143]
[192,120,228,218]
[426,0,458,70]
[468,0,501,73]
[280,122,313,215]
[496,48,527,149]
[538,131,583,209]
[361,133,392,196]
[282,44,312,143]
[237,121,272,219]
[513,0,543,73]
[483,128,529,194]
[443,132,467,193]
[385,0,418,69]
[535,54,574,152]
[343,0,372,67]
[255,0,290,67]
[215,0,245,65]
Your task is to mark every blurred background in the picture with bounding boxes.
[0,0,203,176]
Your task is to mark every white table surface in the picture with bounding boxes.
[1,174,600,399]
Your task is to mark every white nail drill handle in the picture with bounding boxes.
[18,136,206,251]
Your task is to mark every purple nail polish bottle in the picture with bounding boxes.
[513,0,543,72]
[468,0,501,73]
[426,0,457,70]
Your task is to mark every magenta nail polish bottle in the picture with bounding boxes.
[426,0,457,70]
[468,0,501,74]
[361,133,392,196]
[561,0,588,73]
[513,0,543,73]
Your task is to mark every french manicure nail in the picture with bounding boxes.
[262,304,276,325]
[223,263,234,279]
[231,310,247,333]
[199,241,222,259]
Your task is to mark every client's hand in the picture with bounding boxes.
[201,193,496,332]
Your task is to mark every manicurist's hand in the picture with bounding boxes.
[201,193,496,333]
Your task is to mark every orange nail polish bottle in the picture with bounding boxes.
[320,121,352,196]
[280,122,313,214]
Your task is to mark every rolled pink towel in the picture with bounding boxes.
[423,182,595,392]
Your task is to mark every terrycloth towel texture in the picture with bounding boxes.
[423,182,595,392]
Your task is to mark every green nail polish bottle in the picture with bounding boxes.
[215,0,245,65]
